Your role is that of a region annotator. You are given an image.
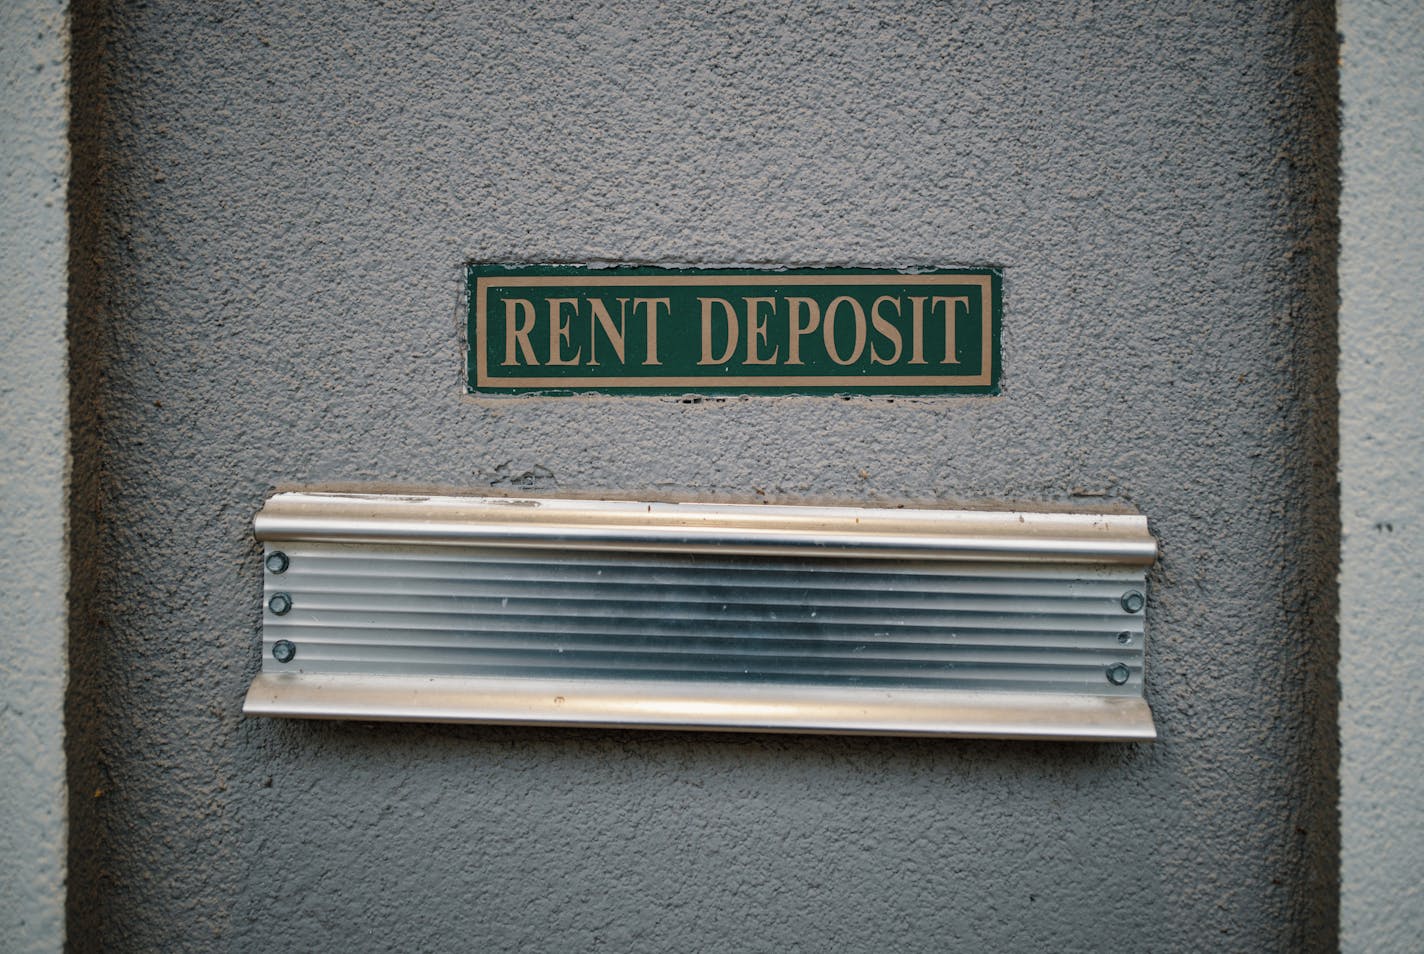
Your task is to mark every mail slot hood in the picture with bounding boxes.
[243,492,1158,741]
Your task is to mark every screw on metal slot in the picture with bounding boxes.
[1120,590,1145,614]
[1117,631,1133,644]
[265,551,289,574]
[1106,663,1131,686]
[268,592,292,615]
[272,640,297,664]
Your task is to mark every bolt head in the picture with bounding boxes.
[268,592,292,615]
[265,551,289,574]
[272,639,297,664]
[1106,663,1131,686]
[1120,590,1145,614]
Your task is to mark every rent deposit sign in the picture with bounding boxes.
[467,265,1000,395]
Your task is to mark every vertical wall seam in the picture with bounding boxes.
[1283,1,1342,947]
[64,0,109,948]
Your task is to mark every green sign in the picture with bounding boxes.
[466,265,1000,395]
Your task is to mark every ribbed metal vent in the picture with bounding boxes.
[245,493,1157,740]
[262,546,1146,692]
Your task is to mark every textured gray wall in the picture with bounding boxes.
[0,1,68,951]
[1339,2,1424,950]
[67,1,1339,950]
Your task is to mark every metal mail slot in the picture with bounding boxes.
[242,492,1158,740]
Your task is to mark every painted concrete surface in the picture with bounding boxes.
[0,1,69,952]
[67,2,1338,950]
[1340,3,1424,951]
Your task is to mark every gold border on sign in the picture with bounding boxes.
[474,273,994,389]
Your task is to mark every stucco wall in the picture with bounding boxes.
[1339,2,1424,951]
[66,2,1338,950]
[0,2,69,952]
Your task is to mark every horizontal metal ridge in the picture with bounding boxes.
[285,565,1137,599]
[287,547,1146,581]
[255,493,1157,565]
[277,595,1130,625]
[264,621,1138,650]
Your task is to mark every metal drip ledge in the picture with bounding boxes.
[245,673,1156,740]
[253,492,1158,564]
[245,492,1158,741]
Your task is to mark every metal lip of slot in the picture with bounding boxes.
[254,492,1157,565]
[243,673,1158,742]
